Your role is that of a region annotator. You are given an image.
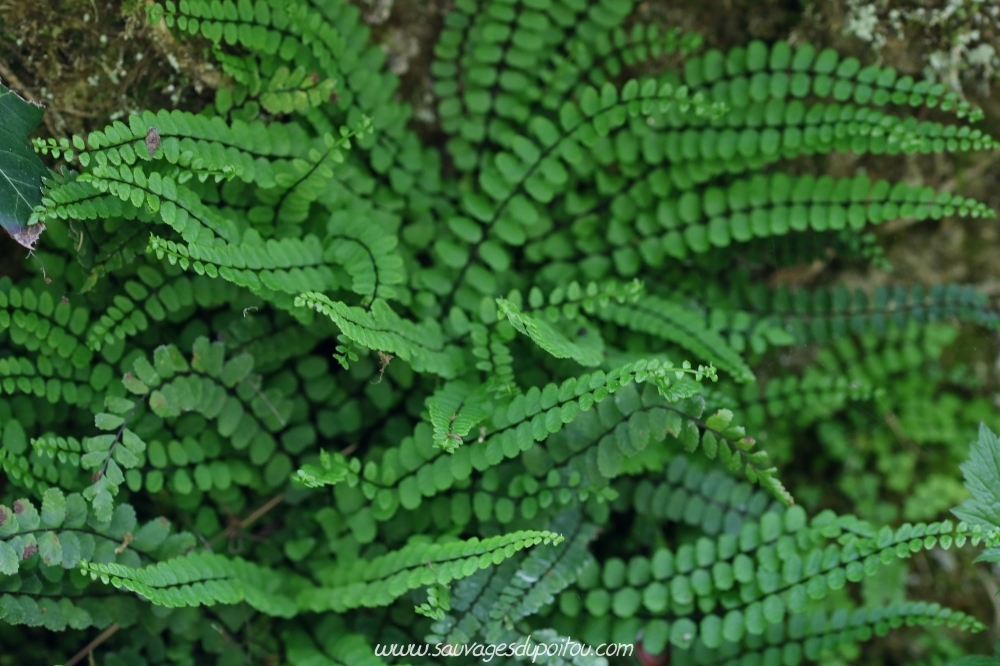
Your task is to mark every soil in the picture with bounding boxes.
[2,0,1000,663]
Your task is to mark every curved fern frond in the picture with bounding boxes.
[85,268,248,351]
[148,233,338,308]
[426,380,493,453]
[81,550,297,617]
[295,293,463,378]
[626,454,784,537]
[299,529,565,612]
[497,298,605,367]
[595,294,754,382]
[325,202,406,304]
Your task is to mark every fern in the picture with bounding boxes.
[1,0,997,663]
[81,550,298,617]
[299,529,564,612]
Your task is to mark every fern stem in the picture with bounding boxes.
[64,623,120,666]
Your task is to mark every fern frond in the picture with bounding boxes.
[32,175,153,227]
[439,76,726,312]
[426,380,493,453]
[726,280,999,346]
[497,298,605,367]
[85,268,249,351]
[76,110,314,186]
[299,530,565,612]
[684,40,984,121]
[327,360,715,544]
[496,280,642,368]
[481,511,598,642]
[295,293,463,378]
[148,0,343,81]
[596,294,754,382]
[546,25,702,110]
[325,202,406,304]
[540,167,995,279]
[0,588,141,631]
[81,550,297,617]
[258,65,338,115]
[627,454,784,536]
[38,164,239,246]
[148,233,338,309]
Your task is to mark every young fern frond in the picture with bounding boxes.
[147,233,339,311]
[426,380,493,453]
[295,293,463,378]
[299,530,565,612]
[81,550,298,617]
[595,294,754,383]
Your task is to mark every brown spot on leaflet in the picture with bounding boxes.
[145,127,160,158]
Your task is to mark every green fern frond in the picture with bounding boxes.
[147,233,338,309]
[627,454,784,536]
[299,530,565,612]
[295,293,462,378]
[596,294,754,382]
[326,201,406,304]
[683,41,984,120]
[81,550,297,617]
[426,380,493,453]
[726,281,999,346]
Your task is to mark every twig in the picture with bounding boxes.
[65,624,120,666]
[56,107,97,118]
[975,568,1000,637]
[940,152,1000,193]
[207,494,285,547]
